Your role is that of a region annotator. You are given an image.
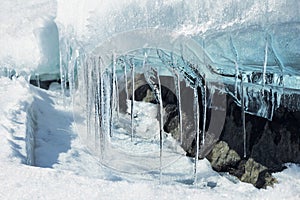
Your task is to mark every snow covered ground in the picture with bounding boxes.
[0,77,299,200]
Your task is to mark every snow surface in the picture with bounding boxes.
[0,77,300,199]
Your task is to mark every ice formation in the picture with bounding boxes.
[1,0,299,184]
[55,0,300,183]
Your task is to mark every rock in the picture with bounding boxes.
[240,158,277,189]
[206,141,241,172]
[134,84,156,103]
[163,104,179,134]
[211,94,300,188]
[205,141,277,189]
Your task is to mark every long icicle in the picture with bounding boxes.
[99,57,105,159]
[96,56,104,157]
[173,70,183,144]
[109,53,117,138]
[240,74,247,158]
[130,58,135,142]
[115,73,120,119]
[201,39,207,146]
[170,52,183,145]
[157,72,164,184]
[86,57,92,141]
[202,77,207,146]
[193,83,200,185]
[88,58,94,147]
[84,57,89,140]
[93,57,99,150]
[95,57,102,154]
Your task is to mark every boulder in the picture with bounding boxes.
[240,158,277,189]
[206,141,241,172]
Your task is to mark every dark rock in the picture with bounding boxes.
[206,141,241,172]
[240,158,277,189]
[30,79,61,90]
[163,104,179,134]
[208,94,300,188]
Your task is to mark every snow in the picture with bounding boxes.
[0,0,59,79]
[0,77,300,199]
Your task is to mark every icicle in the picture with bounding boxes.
[240,74,247,158]
[115,73,120,119]
[88,58,95,145]
[109,53,117,137]
[93,58,99,149]
[68,54,76,103]
[130,58,135,142]
[68,59,73,96]
[157,73,164,184]
[84,57,90,140]
[202,76,207,146]
[99,57,105,158]
[230,36,239,98]
[59,44,68,107]
[263,39,268,88]
[86,57,93,142]
[234,62,239,97]
[103,71,112,144]
[59,48,66,97]
[173,70,183,144]
[168,52,183,144]
[123,60,129,100]
[270,89,275,120]
[193,83,200,185]
[201,39,207,146]
[93,56,103,152]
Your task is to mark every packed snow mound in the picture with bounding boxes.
[0,77,34,164]
[0,0,59,80]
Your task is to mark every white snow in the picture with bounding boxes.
[0,0,59,78]
[0,77,299,199]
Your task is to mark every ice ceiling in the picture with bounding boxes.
[56,0,300,118]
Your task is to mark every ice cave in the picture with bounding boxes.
[1,0,300,192]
